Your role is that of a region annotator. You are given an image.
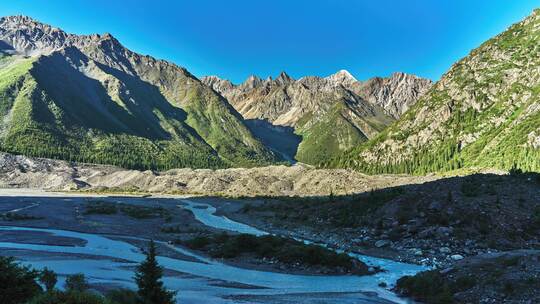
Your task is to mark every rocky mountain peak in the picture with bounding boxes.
[0,15,57,31]
[101,32,114,39]
[201,75,222,84]
[0,15,130,59]
[0,15,70,55]
[202,68,432,127]
[241,75,264,89]
[95,32,122,46]
[389,71,428,83]
[201,75,235,92]
[274,71,294,85]
[326,69,358,86]
[351,72,433,118]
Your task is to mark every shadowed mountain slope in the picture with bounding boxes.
[0,16,279,169]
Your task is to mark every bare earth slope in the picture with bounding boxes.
[0,152,438,197]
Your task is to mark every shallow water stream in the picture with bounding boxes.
[0,197,426,303]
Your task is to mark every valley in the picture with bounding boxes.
[1,169,538,303]
[203,71,431,164]
[0,5,538,304]
[0,189,425,304]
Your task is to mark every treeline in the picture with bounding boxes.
[328,143,539,175]
[327,140,464,175]
[0,125,284,170]
[325,105,540,175]
[0,130,227,170]
[1,240,175,304]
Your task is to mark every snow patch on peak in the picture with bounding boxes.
[326,69,358,86]
[337,69,356,79]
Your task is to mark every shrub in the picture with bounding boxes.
[28,290,111,304]
[65,274,89,292]
[106,288,140,304]
[161,226,181,233]
[186,233,362,271]
[396,270,454,304]
[4,212,43,221]
[184,236,211,250]
[84,202,118,215]
[461,180,480,197]
[503,282,515,295]
[0,256,42,304]
[119,204,169,219]
[500,256,520,267]
[39,267,57,291]
[452,276,477,292]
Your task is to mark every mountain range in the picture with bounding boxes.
[0,10,538,173]
[203,70,431,163]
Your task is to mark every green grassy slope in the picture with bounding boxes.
[328,9,540,174]
[295,100,393,165]
[182,86,279,167]
[295,102,369,164]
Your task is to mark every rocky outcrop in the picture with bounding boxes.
[351,72,433,118]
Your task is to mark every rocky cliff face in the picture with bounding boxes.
[351,72,433,118]
[0,15,278,169]
[202,70,431,164]
[332,9,540,174]
[203,70,431,126]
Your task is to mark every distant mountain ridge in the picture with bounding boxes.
[202,70,432,164]
[0,15,278,169]
[329,9,540,174]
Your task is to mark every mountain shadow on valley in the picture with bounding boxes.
[238,172,540,254]
[244,119,302,163]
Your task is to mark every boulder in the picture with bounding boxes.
[451,254,464,261]
[440,247,451,254]
[374,240,391,248]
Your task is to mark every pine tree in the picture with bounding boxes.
[134,240,176,304]
[39,267,57,292]
[65,273,88,292]
[0,256,42,304]
[446,190,453,204]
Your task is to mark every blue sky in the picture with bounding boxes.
[1,1,537,83]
